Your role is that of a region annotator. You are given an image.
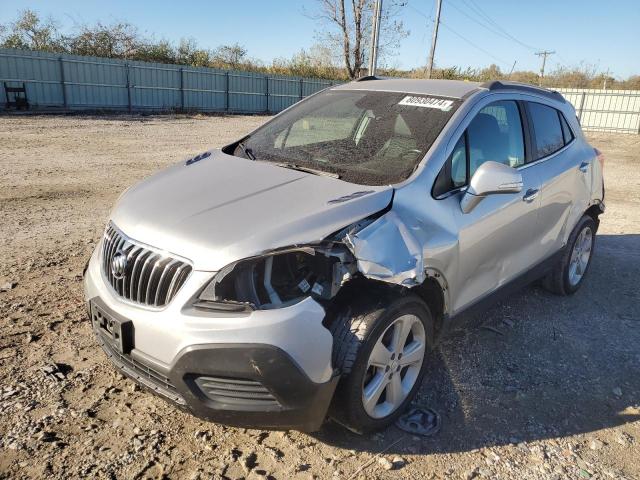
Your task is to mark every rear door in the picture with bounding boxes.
[523,101,589,258]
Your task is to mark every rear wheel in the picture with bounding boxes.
[329,292,434,434]
[543,215,596,295]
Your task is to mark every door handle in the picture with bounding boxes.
[579,161,590,173]
[523,188,539,203]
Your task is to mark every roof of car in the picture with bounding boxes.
[331,77,565,103]
[332,78,481,99]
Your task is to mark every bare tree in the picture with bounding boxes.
[176,38,212,67]
[310,0,408,79]
[67,22,140,58]
[213,43,248,69]
[0,9,64,51]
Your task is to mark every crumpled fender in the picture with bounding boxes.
[344,211,425,286]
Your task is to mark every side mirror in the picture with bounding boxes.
[460,161,523,214]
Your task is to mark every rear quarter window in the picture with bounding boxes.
[528,102,565,159]
[559,112,574,144]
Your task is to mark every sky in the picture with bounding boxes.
[2,0,639,78]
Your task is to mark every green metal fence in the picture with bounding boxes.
[0,48,341,113]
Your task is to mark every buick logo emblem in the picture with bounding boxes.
[111,251,128,279]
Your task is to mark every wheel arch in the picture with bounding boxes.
[322,271,449,343]
[410,270,448,340]
[584,202,603,230]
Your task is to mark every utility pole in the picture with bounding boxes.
[535,50,555,86]
[426,0,443,79]
[368,0,383,76]
[603,68,610,90]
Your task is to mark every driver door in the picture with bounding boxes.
[439,100,543,312]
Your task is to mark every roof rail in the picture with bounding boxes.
[355,75,380,82]
[480,80,565,103]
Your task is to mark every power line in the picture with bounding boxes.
[406,4,433,21]
[446,0,528,48]
[405,4,434,70]
[439,19,511,67]
[409,1,512,71]
[457,0,540,51]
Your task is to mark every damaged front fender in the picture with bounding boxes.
[344,211,425,287]
[195,208,429,312]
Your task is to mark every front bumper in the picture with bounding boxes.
[90,297,339,431]
[84,242,338,431]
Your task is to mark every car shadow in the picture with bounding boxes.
[312,234,640,454]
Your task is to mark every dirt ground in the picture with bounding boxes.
[0,114,638,480]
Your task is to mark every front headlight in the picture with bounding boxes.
[195,244,356,311]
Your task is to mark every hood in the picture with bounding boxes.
[110,150,393,271]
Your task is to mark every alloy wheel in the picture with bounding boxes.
[568,226,593,287]
[361,314,426,419]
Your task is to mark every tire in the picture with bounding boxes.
[328,291,434,434]
[543,214,596,296]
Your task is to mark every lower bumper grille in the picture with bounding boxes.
[97,335,186,406]
[194,376,280,407]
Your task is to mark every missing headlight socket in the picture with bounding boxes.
[197,245,357,311]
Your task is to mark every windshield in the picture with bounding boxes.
[231,89,462,185]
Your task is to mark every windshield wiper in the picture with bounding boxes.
[237,141,256,160]
[273,162,340,179]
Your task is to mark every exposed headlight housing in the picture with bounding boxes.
[195,244,357,311]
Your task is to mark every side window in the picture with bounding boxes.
[467,100,525,177]
[433,134,467,197]
[528,102,565,159]
[450,134,467,187]
[559,112,574,144]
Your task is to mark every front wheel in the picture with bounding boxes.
[543,214,597,295]
[328,293,434,434]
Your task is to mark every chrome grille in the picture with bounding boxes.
[102,223,192,307]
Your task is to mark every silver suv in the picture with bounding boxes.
[84,78,604,433]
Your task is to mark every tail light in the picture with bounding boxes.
[594,148,605,171]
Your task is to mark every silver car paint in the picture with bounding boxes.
[345,210,426,286]
[110,153,393,272]
[345,89,600,316]
[459,161,524,214]
[333,78,482,99]
[86,80,603,382]
[84,245,335,383]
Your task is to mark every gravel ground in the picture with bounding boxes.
[0,114,638,480]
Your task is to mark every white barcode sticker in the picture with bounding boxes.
[398,95,454,111]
